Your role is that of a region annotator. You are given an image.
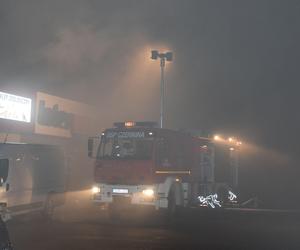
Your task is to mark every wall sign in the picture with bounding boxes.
[35,92,101,138]
[35,92,73,138]
[0,91,31,123]
[37,100,72,129]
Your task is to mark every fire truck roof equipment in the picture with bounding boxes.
[113,121,158,129]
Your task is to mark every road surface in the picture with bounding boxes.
[6,191,300,249]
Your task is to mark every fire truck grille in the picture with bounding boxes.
[112,195,131,207]
[109,177,143,185]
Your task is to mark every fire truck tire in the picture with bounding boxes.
[215,185,229,207]
[42,194,56,220]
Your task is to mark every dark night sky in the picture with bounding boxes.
[1,0,300,207]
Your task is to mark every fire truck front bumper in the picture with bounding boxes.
[91,184,160,210]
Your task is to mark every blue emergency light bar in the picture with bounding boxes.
[113,121,158,128]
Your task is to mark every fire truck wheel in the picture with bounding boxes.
[217,186,228,206]
[42,194,55,220]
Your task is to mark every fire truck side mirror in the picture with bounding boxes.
[0,159,9,185]
[88,138,94,158]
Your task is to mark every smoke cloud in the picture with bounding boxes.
[1,0,300,207]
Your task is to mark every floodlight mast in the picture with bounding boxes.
[151,50,173,128]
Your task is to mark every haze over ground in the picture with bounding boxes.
[1,0,300,208]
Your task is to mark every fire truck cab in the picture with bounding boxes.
[88,122,239,214]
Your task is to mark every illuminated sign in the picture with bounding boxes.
[0,91,31,123]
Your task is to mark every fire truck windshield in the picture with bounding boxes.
[97,132,153,160]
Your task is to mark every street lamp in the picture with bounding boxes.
[151,50,173,128]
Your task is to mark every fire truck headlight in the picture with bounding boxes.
[92,186,100,194]
[142,189,154,197]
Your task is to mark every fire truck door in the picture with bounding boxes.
[156,137,172,168]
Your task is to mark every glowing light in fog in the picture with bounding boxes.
[92,186,100,194]
[214,135,221,141]
[125,121,135,127]
[142,189,154,197]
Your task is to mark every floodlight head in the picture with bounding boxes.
[165,52,173,61]
[151,50,159,60]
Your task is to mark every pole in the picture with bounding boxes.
[230,149,239,188]
[160,57,165,128]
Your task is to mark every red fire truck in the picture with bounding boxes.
[88,122,239,216]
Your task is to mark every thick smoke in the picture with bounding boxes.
[41,25,165,127]
[1,0,300,208]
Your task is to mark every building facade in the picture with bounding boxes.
[0,90,102,190]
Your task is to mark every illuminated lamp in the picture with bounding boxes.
[214,135,221,141]
[125,121,136,127]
